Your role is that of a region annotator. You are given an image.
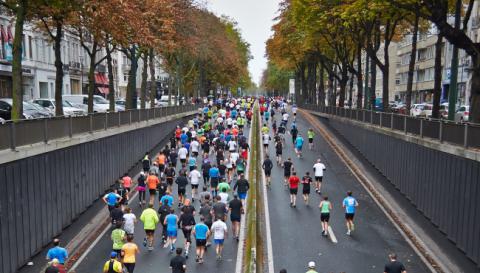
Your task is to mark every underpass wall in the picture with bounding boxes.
[0,117,189,273]
[320,116,480,268]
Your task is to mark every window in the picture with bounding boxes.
[28,36,32,59]
[417,69,425,82]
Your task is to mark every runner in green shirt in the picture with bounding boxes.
[307,128,315,150]
[217,180,231,192]
[319,196,332,237]
[111,222,126,255]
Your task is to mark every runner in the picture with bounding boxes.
[306,261,319,273]
[164,208,179,252]
[146,172,159,205]
[169,248,187,273]
[178,145,188,167]
[46,239,68,273]
[288,171,300,208]
[301,172,313,205]
[211,218,228,260]
[343,191,359,235]
[295,133,305,158]
[307,128,315,150]
[178,199,196,259]
[102,188,122,212]
[290,123,298,145]
[275,138,283,165]
[158,200,171,244]
[110,222,126,256]
[140,204,159,251]
[137,172,147,207]
[229,193,243,241]
[142,153,151,173]
[122,207,137,235]
[233,173,249,206]
[121,235,139,273]
[319,196,332,236]
[262,133,271,153]
[209,164,220,197]
[175,171,188,206]
[262,155,273,187]
[283,158,293,187]
[313,159,326,194]
[188,166,202,202]
[193,216,210,264]
[384,253,407,273]
[164,163,176,192]
[102,252,122,273]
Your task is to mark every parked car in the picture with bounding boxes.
[456,105,470,122]
[63,95,124,113]
[116,98,151,109]
[32,98,87,116]
[439,103,449,119]
[423,104,433,118]
[0,98,52,120]
[411,103,426,117]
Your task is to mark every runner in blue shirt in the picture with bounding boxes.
[209,165,220,197]
[342,191,359,235]
[188,157,197,172]
[193,216,211,264]
[164,209,178,252]
[46,239,68,265]
[180,132,188,145]
[294,134,305,158]
[160,191,174,207]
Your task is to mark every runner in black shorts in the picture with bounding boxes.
[262,155,273,187]
[283,158,293,187]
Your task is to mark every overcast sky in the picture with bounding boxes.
[207,0,281,86]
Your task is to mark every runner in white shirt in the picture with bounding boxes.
[211,219,228,259]
[230,152,239,168]
[313,159,327,194]
[178,147,189,167]
[189,167,202,201]
[190,140,200,157]
[216,117,224,124]
[262,133,271,150]
[240,110,246,118]
[228,140,237,153]
[191,130,197,139]
[122,208,137,235]
[225,158,234,182]
[226,118,233,128]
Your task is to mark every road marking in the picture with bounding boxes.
[327,226,338,244]
[235,114,254,273]
[258,111,275,273]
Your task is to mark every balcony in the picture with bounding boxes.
[96,64,107,73]
[122,64,131,72]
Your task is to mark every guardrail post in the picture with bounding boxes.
[43,119,48,143]
[69,116,73,137]
[89,115,93,133]
[370,111,373,124]
[363,110,365,122]
[105,112,108,130]
[129,110,132,124]
[10,122,16,150]
[379,112,383,127]
[390,113,394,129]
[118,111,121,127]
[403,115,407,134]
[439,121,444,142]
[420,119,424,138]
[464,123,469,148]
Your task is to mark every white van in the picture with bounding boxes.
[62,95,124,112]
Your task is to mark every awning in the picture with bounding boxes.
[95,73,108,85]
[97,87,109,95]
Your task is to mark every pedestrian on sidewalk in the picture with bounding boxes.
[140,204,159,251]
[121,235,139,273]
[46,239,67,273]
[319,196,332,236]
[384,253,407,273]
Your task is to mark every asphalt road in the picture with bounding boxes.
[73,125,251,273]
[263,109,430,273]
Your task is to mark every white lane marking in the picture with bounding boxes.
[327,226,338,244]
[235,114,254,273]
[258,111,275,273]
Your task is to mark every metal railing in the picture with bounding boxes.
[0,104,198,151]
[302,104,480,149]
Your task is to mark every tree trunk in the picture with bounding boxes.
[364,52,370,109]
[356,43,363,109]
[432,34,443,119]
[149,48,156,108]
[370,54,377,110]
[328,72,334,106]
[53,21,64,116]
[318,62,325,106]
[294,67,302,104]
[300,63,307,105]
[307,57,316,103]
[126,45,138,110]
[140,52,148,109]
[87,41,98,113]
[106,43,115,112]
[382,40,390,112]
[349,73,354,108]
[11,0,26,120]
[338,67,348,107]
[406,12,419,115]
[471,53,480,123]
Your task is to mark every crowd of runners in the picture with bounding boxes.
[43,95,408,273]
[94,97,254,272]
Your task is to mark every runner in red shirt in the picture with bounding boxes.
[288,172,300,208]
[175,127,182,145]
